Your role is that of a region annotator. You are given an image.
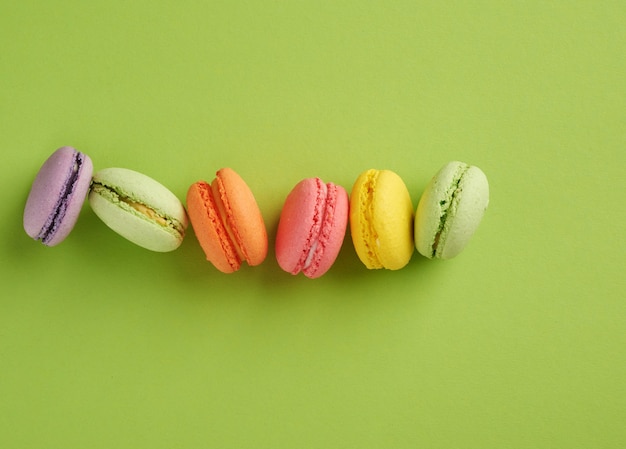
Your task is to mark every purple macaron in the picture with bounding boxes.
[23,146,94,246]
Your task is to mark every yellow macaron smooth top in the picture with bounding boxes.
[349,169,414,270]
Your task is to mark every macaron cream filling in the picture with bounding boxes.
[431,162,470,257]
[89,182,186,237]
[37,151,85,244]
[302,241,319,270]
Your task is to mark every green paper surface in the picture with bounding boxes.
[1,1,625,448]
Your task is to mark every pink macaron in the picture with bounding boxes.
[23,146,94,246]
[275,178,349,278]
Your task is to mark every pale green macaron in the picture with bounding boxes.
[415,161,489,259]
[89,168,188,252]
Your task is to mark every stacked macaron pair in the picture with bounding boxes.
[23,147,489,278]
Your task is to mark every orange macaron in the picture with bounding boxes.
[186,168,268,273]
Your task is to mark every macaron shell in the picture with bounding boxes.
[91,168,188,225]
[350,169,414,270]
[23,146,93,246]
[369,170,415,269]
[186,181,240,273]
[439,166,489,258]
[415,161,489,259]
[304,182,348,278]
[89,168,188,252]
[415,162,464,258]
[275,178,322,274]
[214,168,268,267]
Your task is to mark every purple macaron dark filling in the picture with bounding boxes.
[37,151,86,244]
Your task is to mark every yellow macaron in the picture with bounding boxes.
[349,169,414,270]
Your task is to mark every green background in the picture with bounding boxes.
[2,1,625,448]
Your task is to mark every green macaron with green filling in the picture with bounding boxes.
[415,161,489,259]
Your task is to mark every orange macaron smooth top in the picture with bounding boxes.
[186,168,268,273]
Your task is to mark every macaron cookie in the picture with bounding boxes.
[276,178,349,278]
[186,168,268,273]
[349,169,414,270]
[88,168,188,252]
[23,146,94,246]
[415,161,489,259]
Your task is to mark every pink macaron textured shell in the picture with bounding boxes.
[23,146,93,246]
[275,178,349,278]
